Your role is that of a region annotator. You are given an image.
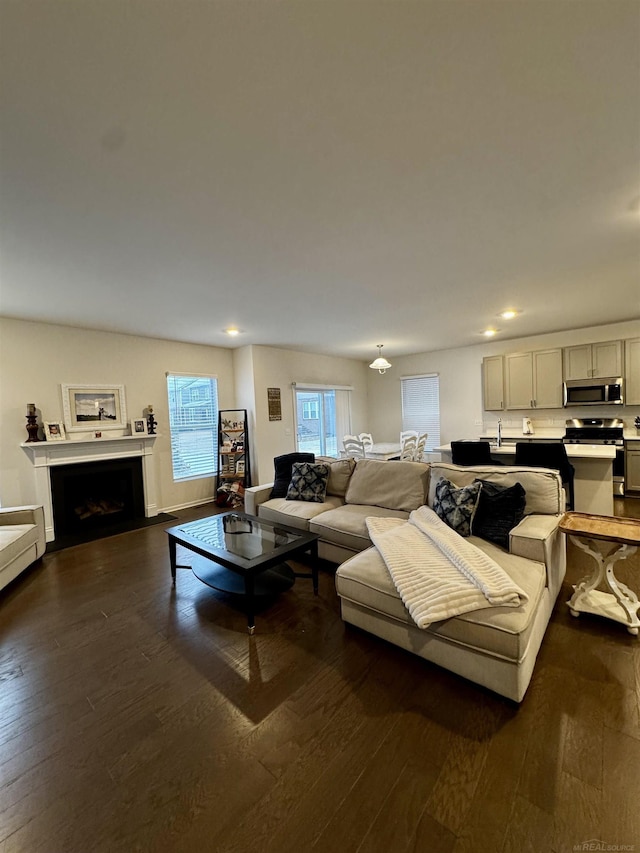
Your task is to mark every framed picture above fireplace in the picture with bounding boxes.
[61,384,127,433]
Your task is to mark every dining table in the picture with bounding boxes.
[365,442,401,461]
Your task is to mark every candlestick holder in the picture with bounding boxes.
[25,413,40,442]
[146,405,157,436]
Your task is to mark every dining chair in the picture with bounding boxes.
[400,434,418,461]
[343,436,366,459]
[359,433,374,453]
[514,442,575,510]
[414,432,428,462]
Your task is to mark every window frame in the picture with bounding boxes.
[302,400,319,420]
[166,372,219,482]
[292,383,353,458]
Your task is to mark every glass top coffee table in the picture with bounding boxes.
[166,511,319,634]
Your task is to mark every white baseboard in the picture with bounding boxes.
[162,497,216,514]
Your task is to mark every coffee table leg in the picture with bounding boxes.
[244,574,256,635]
[310,540,319,595]
[169,537,177,586]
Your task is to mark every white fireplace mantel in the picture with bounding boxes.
[21,435,158,542]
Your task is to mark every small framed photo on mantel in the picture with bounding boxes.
[44,421,66,441]
[131,418,148,436]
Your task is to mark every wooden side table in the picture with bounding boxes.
[559,512,640,636]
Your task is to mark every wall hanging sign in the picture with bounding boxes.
[267,387,282,421]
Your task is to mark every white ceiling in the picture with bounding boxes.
[1,1,639,361]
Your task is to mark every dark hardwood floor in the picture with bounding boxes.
[615,494,640,520]
[1,500,639,852]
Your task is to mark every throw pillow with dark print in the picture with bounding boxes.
[433,477,482,537]
[286,462,330,502]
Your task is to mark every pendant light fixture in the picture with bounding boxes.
[369,344,392,374]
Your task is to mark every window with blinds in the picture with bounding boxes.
[401,374,440,451]
[166,373,218,481]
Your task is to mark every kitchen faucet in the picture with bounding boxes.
[496,418,502,447]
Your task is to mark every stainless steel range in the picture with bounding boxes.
[563,418,625,496]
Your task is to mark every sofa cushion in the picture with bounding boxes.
[429,463,562,516]
[270,453,315,499]
[286,462,330,502]
[344,459,430,513]
[310,504,410,553]
[335,538,546,663]
[472,480,527,549]
[325,457,356,497]
[258,496,344,531]
[433,478,481,537]
[0,524,40,569]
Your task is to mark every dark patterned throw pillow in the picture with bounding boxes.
[270,452,315,498]
[286,462,330,503]
[471,479,526,549]
[433,477,482,537]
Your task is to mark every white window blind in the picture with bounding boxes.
[401,374,440,451]
[166,374,218,481]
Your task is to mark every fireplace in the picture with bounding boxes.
[50,457,145,537]
[21,434,158,542]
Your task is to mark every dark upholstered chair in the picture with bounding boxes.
[450,440,494,466]
[514,442,575,510]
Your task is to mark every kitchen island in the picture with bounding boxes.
[434,442,616,516]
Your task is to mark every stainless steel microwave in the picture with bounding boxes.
[563,377,623,407]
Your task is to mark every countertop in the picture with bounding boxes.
[479,430,564,441]
[435,443,617,460]
[480,430,640,442]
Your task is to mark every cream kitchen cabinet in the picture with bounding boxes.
[624,338,640,405]
[482,355,504,410]
[563,340,623,380]
[625,441,640,494]
[505,348,563,410]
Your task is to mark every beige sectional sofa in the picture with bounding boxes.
[245,458,566,702]
[0,505,46,594]
[248,457,429,563]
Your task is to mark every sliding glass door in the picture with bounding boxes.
[294,386,351,457]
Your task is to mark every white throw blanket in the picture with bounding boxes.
[366,505,528,629]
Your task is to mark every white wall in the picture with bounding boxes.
[0,321,371,510]
[247,345,369,484]
[232,345,257,485]
[0,317,235,511]
[2,316,638,512]
[367,319,640,446]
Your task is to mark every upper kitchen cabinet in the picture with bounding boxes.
[563,340,623,380]
[505,348,563,410]
[625,338,640,405]
[482,355,504,410]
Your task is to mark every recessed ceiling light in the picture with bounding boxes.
[499,310,519,320]
[224,328,240,336]
[483,329,499,337]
